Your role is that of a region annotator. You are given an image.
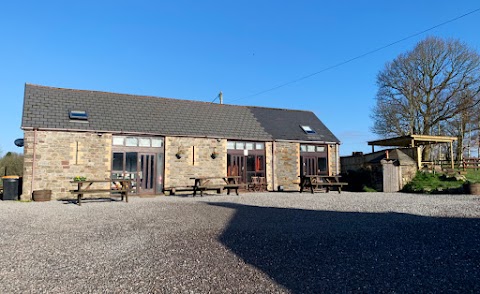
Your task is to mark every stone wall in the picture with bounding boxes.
[164,137,226,187]
[265,142,273,191]
[274,142,300,191]
[328,144,340,175]
[22,130,112,200]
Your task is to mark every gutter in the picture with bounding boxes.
[21,127,273,142]
[274,139,340,145]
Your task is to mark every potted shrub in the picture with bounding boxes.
[464,181,480,195]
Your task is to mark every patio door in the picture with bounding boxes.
[301,155,328,176]
[302,156,317,175]
[139,153,155,194]
[228,155,245,183]
[227,153,265,185]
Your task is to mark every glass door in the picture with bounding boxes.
[139,153,155,194]
[227,153,265,185]
[228,154,245,183]
[112,152,139,194]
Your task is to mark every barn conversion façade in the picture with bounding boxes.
[20,84,341,200]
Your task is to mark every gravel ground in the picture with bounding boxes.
[1,191,479,293]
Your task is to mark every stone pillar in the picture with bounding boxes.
[164,137,226,188]
[274,142,300,191]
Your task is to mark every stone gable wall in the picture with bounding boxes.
[22,130,112,200]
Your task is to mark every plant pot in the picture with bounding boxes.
[468,183,480,195]
[32,190,52,201]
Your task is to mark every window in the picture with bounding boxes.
[113,136,164,148]
[112,153,124,171]
[125,137,138,147]
[139,138,150,147]
[228,141,265,150]
[300,144,328,175]
[152,138,163,147]
[69,110,88,121]
[113,136,125,146]
[301,125,316,134]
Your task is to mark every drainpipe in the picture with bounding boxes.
[30,128,37,198]
[272,141,275,191]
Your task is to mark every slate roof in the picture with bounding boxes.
[21,84,340,143]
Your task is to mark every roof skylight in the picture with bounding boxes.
[301,125,316,134]
[69,110,88,121]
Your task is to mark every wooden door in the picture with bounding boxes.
[302,156,317,175]
[139,153,156,194]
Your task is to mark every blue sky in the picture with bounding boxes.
[1,1,479,156]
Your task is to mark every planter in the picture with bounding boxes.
[32,190,52,201]
[468,183,480,195]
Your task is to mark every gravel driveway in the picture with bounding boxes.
[1,192,479,293]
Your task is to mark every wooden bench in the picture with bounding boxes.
[69,180,130,206]
[300,175,348,194]
[223,184,240,195]
[163,186,195,196]
[312,182,348,193]
[69,188,129,206]
[194,186,223,197]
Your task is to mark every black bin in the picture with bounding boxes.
[2,176,21,200]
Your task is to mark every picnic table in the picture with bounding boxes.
[190,176,241,196]
[70,179,131,206]
[299,175,348,194]
[248,176,267,192]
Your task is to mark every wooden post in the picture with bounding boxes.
[450,141,454,169]
[417,147,422,169]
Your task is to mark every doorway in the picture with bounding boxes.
[111,136,165,196]
[227,153,265,185]
[139,153,155,194]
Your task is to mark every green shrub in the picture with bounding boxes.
[0,152,24,177]
[402,170,473,194]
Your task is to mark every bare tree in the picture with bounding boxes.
[371,37,480,146]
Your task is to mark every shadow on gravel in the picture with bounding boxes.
[209,202,480,293]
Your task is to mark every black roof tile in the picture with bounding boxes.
[22,84,339,143]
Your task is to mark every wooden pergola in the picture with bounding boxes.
[368,135,458,169]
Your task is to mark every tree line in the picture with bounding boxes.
[0,152,24,177]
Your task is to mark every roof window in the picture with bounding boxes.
[69,110,88,121]
[301,125,316,134]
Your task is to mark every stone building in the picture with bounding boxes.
[340,148,417,192]
[20,84,341,200]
